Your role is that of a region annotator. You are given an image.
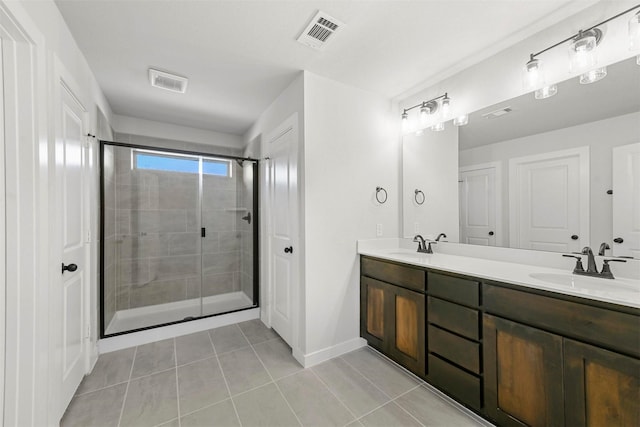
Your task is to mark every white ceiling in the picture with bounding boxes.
[55,0,592,135]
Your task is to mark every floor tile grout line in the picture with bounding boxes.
[209,330,244,427]
[240,326,304,427]
[173,338,182,427]
[117,346,138,427]
[309,368,360,422]
[178,397,233,420]
[74,380,129,397]
[338,354,396,401]
[388,385,428,427]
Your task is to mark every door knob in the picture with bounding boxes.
[488,231,494,236]
[613,237,624,244]
[62,263,78,274]
[284,246,293,254]
[571,235,579,240]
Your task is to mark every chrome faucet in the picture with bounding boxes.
[413,234,434,254]
[598,242,610,256]
[435,233,447,242]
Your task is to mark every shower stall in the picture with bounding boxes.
[100,142,258,336]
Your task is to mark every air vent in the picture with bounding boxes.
[148,68,188,93]
[297,11,344,51]
[482,107,513,119]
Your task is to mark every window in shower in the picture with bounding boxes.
[100,142,258,337]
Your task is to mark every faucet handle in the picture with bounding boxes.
[563,254,585,273]
[600,258,627,279]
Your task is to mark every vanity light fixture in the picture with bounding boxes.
[440,94,451,119]
[523,5,639,96]
[400,92,449,133]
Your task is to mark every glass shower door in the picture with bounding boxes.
[200,157,257,317]
[103,146,202,334]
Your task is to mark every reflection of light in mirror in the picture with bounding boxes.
[416,129,424,136]
[534,84,558,99]
[453,114,469,126]
[569,32,598,73]
[523,57,544,91]
[431,122,444,132]
[579,67,607,84]
[629,11,640,50]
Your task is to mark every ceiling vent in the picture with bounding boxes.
[148,68,188,93]
[297,11,344,51]
[482,107,513,119]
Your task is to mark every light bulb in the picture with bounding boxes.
[453,114,469,126]
[419,103,429,124]
[523,56,544,90]
[569,30,599,73]
[431,122,444,132]
[579,67,607,84]
[630,11,640,51]
[534,85,558,99]
[441,95,451,119]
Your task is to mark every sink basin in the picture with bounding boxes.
[529,273,638,292]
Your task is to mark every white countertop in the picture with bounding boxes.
[358,246,640,309]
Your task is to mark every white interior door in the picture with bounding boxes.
[509,147,589,252]
[459,164,500,246]
[265,118,298,347]
[55,82,88,415]
[612,142,640,258]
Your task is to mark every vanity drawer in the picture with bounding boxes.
[428,272,479,307]
[428,297,480,341]
[483,284,640,357]
[428,325,480,374]
[428,354,481,410]
[361,257,425,292]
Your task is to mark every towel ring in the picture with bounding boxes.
[375,186,388,204]
[414,189,425,205]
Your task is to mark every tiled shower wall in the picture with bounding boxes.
[102,135,255,326]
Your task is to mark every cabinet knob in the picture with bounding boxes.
[571,235,579,240]
[613,237,624,244]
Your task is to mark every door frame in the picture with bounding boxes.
[0,1,51,424]
[459,161,503,247]
[261,113,302,359]
[508,147,589,250]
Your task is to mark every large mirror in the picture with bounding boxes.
[403,56,640,258]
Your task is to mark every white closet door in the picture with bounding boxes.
[509,148,589,252]
[459,164,500,246]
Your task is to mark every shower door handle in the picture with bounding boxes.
[284,246,293,254]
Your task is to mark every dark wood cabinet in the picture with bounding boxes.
[360,266,425,376]
[484,314,565,427]
[360,256,640,427]
[564,339,640,427]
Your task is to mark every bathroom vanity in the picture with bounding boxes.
[359,250,640,426]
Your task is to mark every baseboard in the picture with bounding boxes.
[293,337,367,368]
[98,307,260,354]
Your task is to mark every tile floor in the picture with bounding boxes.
[62,320,488,427]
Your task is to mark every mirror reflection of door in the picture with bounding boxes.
[612,142,640,258]
[459,163,501,246]
[509,147,589,252]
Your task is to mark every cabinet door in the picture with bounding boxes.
[484,314,564,427]
[360,277,392,352]
[564,339,640,426]
[389,286,425,376]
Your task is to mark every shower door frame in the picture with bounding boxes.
[99,140,260,338]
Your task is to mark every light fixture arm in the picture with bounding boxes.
[527,4,640,60]
[402,92,448,114]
